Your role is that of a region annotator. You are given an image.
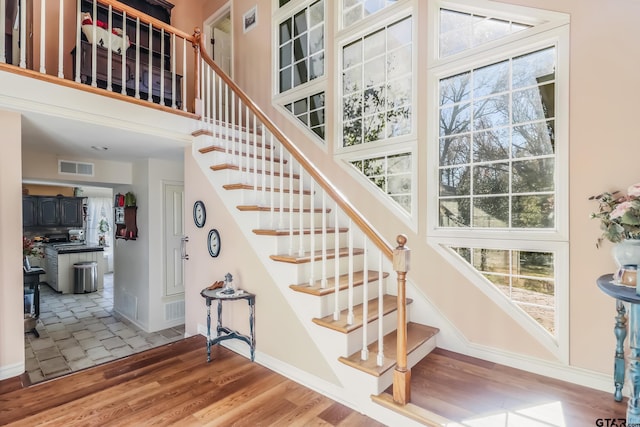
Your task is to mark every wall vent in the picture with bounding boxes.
[58,160,94,176]
[165,300,185,322]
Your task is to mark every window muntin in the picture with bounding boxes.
[438,47,556,230]
[342,16,412,147]
[284,92,326,140]
[452,246,556,335]
[351,152,412,213]
[439,8,532,58]
[342,0,399,29]
[278,0,325,93]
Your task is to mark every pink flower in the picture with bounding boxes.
[628,183,640,198]
[610,201,634,220]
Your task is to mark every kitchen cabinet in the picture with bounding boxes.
[22,196,37,227]
[23,196,85,227]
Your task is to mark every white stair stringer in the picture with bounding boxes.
[191,132,440,421]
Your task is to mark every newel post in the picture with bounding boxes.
[392,234,410,405]
[192,27,202,115]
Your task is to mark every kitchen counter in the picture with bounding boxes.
[52,244,105,254]
[44,244,107,293]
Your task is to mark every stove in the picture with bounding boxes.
[44,233,69,243]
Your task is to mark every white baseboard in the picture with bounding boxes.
[0,361,25,381]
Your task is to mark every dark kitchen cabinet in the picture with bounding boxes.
[22,196,37,227]
[38,197,60,227]
[23,196,86,228]
[60,198,84,227]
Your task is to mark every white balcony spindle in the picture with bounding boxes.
[171,33,176,108]
[74,0,80,79]
[308,179,315,286]
[120,11,127,95]
[19,0,26,68]
[106,6,112,91]
[135,18,140,98]
[57,0,64,77]
[288,151,294,256]
[0,0,6,63]
[147,22,152,101]
[160,29,165,103]
[39,0,46,74]
[321,190,327,288]
[298,169,304,256]
[181,37,186,111]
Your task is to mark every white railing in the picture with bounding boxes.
[194,31,403,374]
[0,0,196,112]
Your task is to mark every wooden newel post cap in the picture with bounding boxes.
[393,234,410,273]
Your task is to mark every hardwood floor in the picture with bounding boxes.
[0,336,383,427]
[404,348,627,426]
[0,337,629,426]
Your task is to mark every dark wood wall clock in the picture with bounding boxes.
[193,200,206,228]
[207,229,221,257]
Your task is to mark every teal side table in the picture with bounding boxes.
[597,273,640,422]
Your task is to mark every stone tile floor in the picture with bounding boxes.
[25,273,184,384]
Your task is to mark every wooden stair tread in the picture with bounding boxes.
[371,392,452,427]
[253,227,348,236]
[223,183,311,194]
[270,247,364,264]
[238,205,328,213]
[198,146,286,163]
[338,323,440,377]
[312,295,408,333]
[290,270,390,296]
[210,165,300,179]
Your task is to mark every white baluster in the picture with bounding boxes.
[39,0,46,73]
[245,105,250,183]
[278,141,284,229]
[308,180,315,286]
[19,0,26,68]
[269,133,275,226]
[204,63,210,126]
[91,0,97,86]
[361,239,369,361]
[0,0,6,63]
[377,251,384,366]
[347,219,354,325]
[298,169,305,256]
[147,22,152,101]
[120,11,127,95]
[160,29,164,104]
[134,18,140,98]
[288,152,294,256]
[333,204,340,321]
[57,0,64,77]
[260,129,266,205]
[171,33,177,108]
[181,37,187,111]
[106,5,112,91]
[321,190,327,288]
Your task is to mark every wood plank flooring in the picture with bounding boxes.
[0,336,383,427]
[0,337,629,426]
[402,348,627,426]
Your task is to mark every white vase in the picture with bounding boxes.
[612,239,640,268]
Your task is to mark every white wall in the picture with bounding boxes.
[0,110,26,380]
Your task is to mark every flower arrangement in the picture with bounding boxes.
[22,237,42,258]
[590,182,640,247]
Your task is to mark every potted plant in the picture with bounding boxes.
[98,217,110,246]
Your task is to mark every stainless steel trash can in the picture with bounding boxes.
[73,261,98,293]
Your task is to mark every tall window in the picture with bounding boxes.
[278,0,325,93]
[341,16,412,147]
[428,2,569,353]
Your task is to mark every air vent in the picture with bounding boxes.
[58,160,94,176]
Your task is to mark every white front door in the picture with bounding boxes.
[164,183,185,297]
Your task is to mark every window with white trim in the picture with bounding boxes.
[428,2,569,351]
[342,0,400,29]
[284,91,326,140]
[277,0,325,94]
[351,152,412,213]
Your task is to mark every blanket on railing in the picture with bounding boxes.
[81,12,130,54]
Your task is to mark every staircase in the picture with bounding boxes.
[190,35,441,423]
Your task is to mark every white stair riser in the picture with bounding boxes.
[315,280,388,319]
[250,210,331,229]
[255,231,350,253]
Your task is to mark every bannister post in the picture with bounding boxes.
[392,234,410,405]
[193,27,202,116]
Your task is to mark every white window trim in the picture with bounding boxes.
[272,0,327,98]
[426,27,570,243]
[430,237,569,363]
[334,4,418,156]
[426,0,570,362]
[336,147,418,232]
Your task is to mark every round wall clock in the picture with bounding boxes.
[193,200,206,228]
[207,229,221,257]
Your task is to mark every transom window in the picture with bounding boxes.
[284,92,326,140]
[278,0,325,93]
[341,16,412,147]
[438,47,556,230]
[342,0,399,29]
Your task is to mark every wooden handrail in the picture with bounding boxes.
[192,30,394,260]
[88,0,195,41]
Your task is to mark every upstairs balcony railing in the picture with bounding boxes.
[0,0,197,115]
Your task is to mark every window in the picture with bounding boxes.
[351,152,412,213]
[278,0,325,93]
[428,2,569,356]
[284,92,326,140]
[438,47,556,230]
[342,0,400,29]
[341,16,412,147]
